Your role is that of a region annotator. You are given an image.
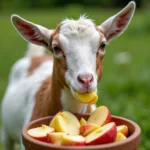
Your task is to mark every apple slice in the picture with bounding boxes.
[48,132,67,145]
[28,125,54,142]
[48,133,85,146]
[62,135,85,146]
[75,91,98,104]
[85,122,117,145]
[50,111,80,135]
[80,118,87,126]
[117,125,128,137]
[80,124,100,136]
[115,132,127,142]
[87,106,111,126]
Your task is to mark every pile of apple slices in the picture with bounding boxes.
[28,106,129,146]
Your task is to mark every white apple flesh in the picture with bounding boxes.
[50,111,80,135]
[87,106,111,126]
[48,132,85,146]
[28,125,54,142]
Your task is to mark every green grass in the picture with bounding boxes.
[0,6,150,150]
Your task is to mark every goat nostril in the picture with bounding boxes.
[78,76,85,84]
[77,74,93,88]
[89,75,93,83]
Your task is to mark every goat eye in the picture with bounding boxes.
[100,43,106,49]
[53,46,61,53]
[97,42,106,55]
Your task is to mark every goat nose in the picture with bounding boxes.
[77,74,93,88]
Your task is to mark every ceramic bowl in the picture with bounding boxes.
[22,114,141,150]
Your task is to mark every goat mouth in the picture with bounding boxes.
[70,86,98,104]
[71,86,94,94]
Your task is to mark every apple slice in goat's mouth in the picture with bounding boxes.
[50,111,80,135]
[85,122,117,145]
[28,125,54,142]
[87,106,111,126]
[75,91,98,104]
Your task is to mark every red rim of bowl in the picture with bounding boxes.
[22,115,141,149]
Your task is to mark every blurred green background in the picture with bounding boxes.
[0,0,150,150]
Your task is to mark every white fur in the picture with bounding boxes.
[25,43,46,57]
[2,48,53,149]
[8,57,30,84]
[59,16,104,105]
[61,87,88,113]
[2,2,135,149]
[59,23,100,93]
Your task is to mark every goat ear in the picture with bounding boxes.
[11,14,53,48]
[98,1,136,43]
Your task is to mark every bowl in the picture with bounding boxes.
[22,114,141,150]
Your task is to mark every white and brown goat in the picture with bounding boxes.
[1,2,135,150]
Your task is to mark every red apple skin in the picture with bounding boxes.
[66,141,85,146]
[30,133,53,142]
[99,106,111,126]
[86,122,117,145]
[32,136,48,142]
[101,109,111,126]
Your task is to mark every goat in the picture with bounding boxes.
[1,2,135,150]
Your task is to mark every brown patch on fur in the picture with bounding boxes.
[30,76,52,121]
[49,24,61,52]
[53,24,61,36]
[96,27,103,35]
[30,57,67,122]
[50,24,68,88]
[30,75,63,121]
[96,27,105,44]
[28,55,53,76]
[30,24,68,121]
[54,57,68,88]
[96,54,103,82]
[95,27,104,82]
